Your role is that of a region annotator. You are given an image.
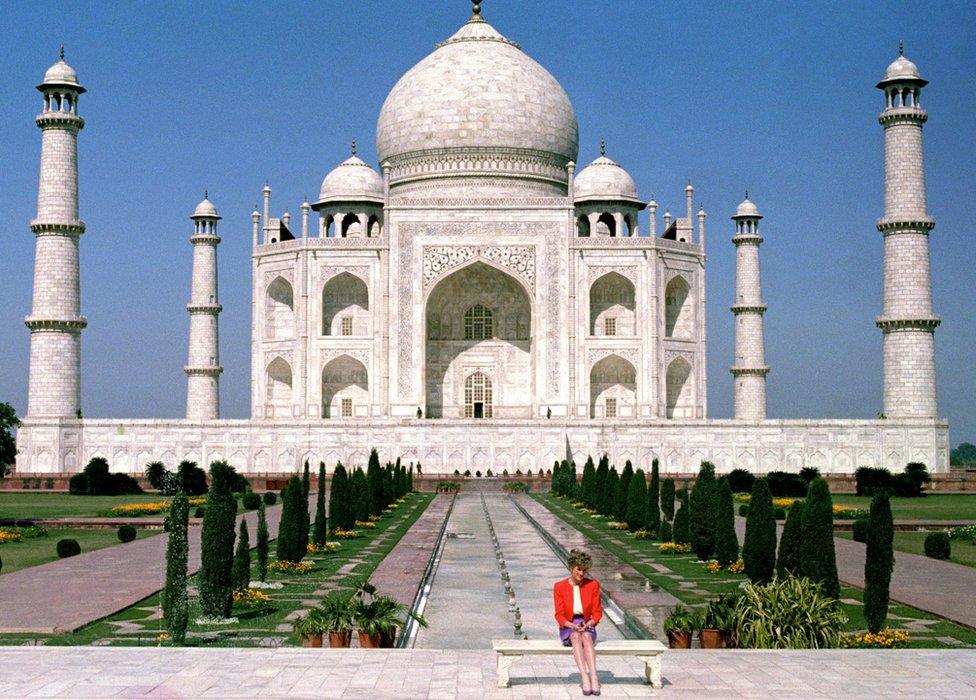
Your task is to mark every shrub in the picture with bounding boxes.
[614,461,634,522]
[773,507,786,520]
[732,575,846,648]
[800,478,840,599]
[924,532,950,560]
[739,504,749,517]
[256,502,269,582]
[435,480,461,493]
[117,524,137,543]
[68,472,88,495]
[659,519,673,542]
[367,449,384,515]
[673,490,691,544]
[765,471,806,497]
[351,468,370,522]
[302,460,311,498]
[176,461,208,496]
[625,469,648,533]
[799,467,821,484]
[193,506,206,518]
[580,456,596,510]
[69,457,142,496]
[742,479,776,584]
[604,469,618,516]
[855,467,892,496]
[714,480,739,566]
[863,493,894,633]
[277,475,309,563]
[56,538,81,558]
[313,463,328,546]
[690,462,718,561]
[647,460,661,535]
[852,517,869,543]
[262,491,277,506]
[145,461,178,495]
[727,468,755,494]
[660,478,676,522]
[231,519,251,592]
[242,492,261,510]
[893,462,930,497]
[198,461,238,618]
[163,492,189,644]
[776,500,805,578]
[329,463,352,531]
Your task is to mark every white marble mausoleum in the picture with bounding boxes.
[16,8,948,475]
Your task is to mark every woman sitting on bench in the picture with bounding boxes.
[553,549,603,696]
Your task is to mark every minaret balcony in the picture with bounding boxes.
[186,303,223,314]
[25,316,87,331]
[730,366,769,377]
[35,112,84,130]
[878,107,927,126]
[30,220,85,235]
[184,366,223,377]
[876,217,935,234]
[875,316,940,331]
[730,304,767,315]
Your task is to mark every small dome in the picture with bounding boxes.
[877,47,927,88]
[574,155,641,204]
[192,196,220,219]
[733,195,761,219]
[316,155,384,205]
[39,58,85,93]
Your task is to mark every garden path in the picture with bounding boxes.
[735,517,976,628]
[0,498,292,633]
[0,646,973,697]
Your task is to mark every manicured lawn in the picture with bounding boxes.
[534,493,976,649]
[0,527,158,574]
[837,529,976,569]
[0,492,434,647]
[0,493,164,519]
[831,494,976,520]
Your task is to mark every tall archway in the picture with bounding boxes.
[424,261,532,418]
[321,355,368,418]
[463,371,493,418]
[596,212,616,237]
[589,272,635,336]
[664,276,692,338]
[577,215,591,237]
[341,213,362,237]
[665,356,693,419]
[266,357,293,418]
[590,354,636,418]
[266,277,294,339]
[322,273,369,336]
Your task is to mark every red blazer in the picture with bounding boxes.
[553,577,603,628]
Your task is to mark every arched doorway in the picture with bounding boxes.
[322,273,369,336]
[424,261,532,418]
[665,276,692,338]
[589,272,635,336]
[589,354,637,418]
[265,357,292,418]
[321,355,368,418]
[666,356,693,419]
[463,371,493,418]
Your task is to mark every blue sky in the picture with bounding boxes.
[1,1,973,445]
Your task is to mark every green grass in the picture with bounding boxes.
[0,527,158,574]
[0,493,165,519]
[0,492,434,647]
[534,492,976,648]
[837,530,976,569]
[831,494,976,520]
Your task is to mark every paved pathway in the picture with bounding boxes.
[414,492,624,649]
[0,647,973,698]
[0,501,286,633]
[735,516,976,628]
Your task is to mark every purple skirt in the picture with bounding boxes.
[559,615,597,646]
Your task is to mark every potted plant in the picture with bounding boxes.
[352,580,428,648]
[663,605,698,649]
[319,592,355,648]
[701,594,738,649]
[293,609,324,648]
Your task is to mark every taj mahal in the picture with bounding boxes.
[16,4,948,475]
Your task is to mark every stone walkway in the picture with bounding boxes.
[0,501,286,633]
[0,647,973,697]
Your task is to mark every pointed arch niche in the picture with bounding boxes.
[321,355,368,418]
[590,354,636,418]
[265,357,293,418]
[664,275,692,338]
[266,276,294,339]
[665,356,693,419]
[322,272,369,336]
[589,272,635,336]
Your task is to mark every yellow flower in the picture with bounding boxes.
[331,528,361,539]
[307,542,340,554]
[233,588,271,607]
[704,560,722,573]
[728,560,745,573]
[607,522,629,530]
[0,530,24,544]
[772,498,797,508]
[268,560,314,574]
[658,542,692,554]
[354,520,377,528]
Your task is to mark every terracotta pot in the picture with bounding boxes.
[328,631,352,648]
[301,633,323,648]
[723,630,737,648]
[699,628,724,649]
[358,630,382,648]
[667,630,692,649]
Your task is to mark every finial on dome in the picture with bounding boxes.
[899,39,904,56]
[60,44,65,61]
[204,189,208,200]
[745,190,749,199]
[351,139,357,156]
[472,1,481,17]
[599,139,606,157]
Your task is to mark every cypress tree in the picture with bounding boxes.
[569,460,579,500]
[394,457,403,498]
[231,519,251,591]
[714,479,739,565]
[384,463,395,508]
[800,478,840,599]
[302,460,311,498]
[199,461,238,618]
[673,490,691,544]
[864,493,894,632]
[625,469,648,533]
[647,459,661,535]
[352,467,370,522]
[742,478,776,583]
[604,469,619,518]
[690,462,718,561]
[580,456,596,508]
[313,462,328,545]
[163,491,189,643]
[276,475,308,563]
[256,502,269,582]
[776,500,805,578]
[615,461,634,522]
[367,449,384,515]
[595,455,609,514]
[329,463,350,530]
[661,478,676,522]
[408,464,414,492]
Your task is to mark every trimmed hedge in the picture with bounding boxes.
[864,493,894,633]
[242,492,261,510]
[852,517,869,543]
[625,469,648,533]
[262,491,277,506]
[57,538,81,558]
[742,478,776,584]
[690,462,718,561]
[117,524,137,543]
[714,480,739,566]
[199,461,238,618]
[800,478,840,599]
[924,532,950,560]
[726,468,756,494]
[776,500,805,578]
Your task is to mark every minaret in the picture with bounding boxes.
[26,50,87,418]
[876,45,939,418]
[730,194,769,420]
[185,194,223,420]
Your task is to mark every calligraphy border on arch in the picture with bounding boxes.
[422,245,536,293]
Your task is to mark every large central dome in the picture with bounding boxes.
[376,11,579,195]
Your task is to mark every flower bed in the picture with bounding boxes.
[949,524,976,540]
[0,530,24,544]
[331,528,360,539]
[268,560,314,575]
[354,520,377,528]
[307,541,339,554]
[607,521,629,530]
[101,497,206,517]
[233,588,271,608]
[633,529,652,539]
[840,629,910,648]
[658,542,692,554]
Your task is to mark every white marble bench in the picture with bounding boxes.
[491,639,666,688]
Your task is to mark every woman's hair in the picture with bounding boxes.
[567,549,592,571]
